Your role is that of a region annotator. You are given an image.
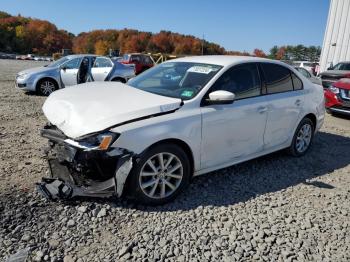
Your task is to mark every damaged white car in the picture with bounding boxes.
[38,56,325,205]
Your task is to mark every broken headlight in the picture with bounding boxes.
[74,132,120,151]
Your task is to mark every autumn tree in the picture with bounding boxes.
[94,40,109,55]
[253,48,267,57]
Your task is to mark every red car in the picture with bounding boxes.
[120,53,155,75]
[324,78,350,115]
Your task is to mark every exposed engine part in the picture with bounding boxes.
[36,154,133,200]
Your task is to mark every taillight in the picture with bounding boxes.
[344,73,350,78]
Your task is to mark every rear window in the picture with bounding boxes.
[143,56,153,64]
[261,63,294,94]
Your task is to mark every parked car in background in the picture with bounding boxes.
[324,78,350,115]
[292,61,318,75]
[120,53,155,75]
[0,52,16,59]
[319,61,350,88]
[15,54,135,95]
[38,56,325,205]
[295,67,322,86]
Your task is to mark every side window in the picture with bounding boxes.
[63,58,81,69]
[292,73,303,90]
[297,68,311,78]
[93,57,113,68]
[211,63,261,100]
[261,63,293,94]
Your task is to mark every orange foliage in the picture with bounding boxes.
[276,46,286,60]
[253,48,267,58]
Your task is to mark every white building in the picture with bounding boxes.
[319,0,350,72]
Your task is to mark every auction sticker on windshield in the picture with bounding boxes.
[181,90,194,98]
[187,66,218,74]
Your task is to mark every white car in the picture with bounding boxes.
[292,61,317,75]
[294,67,322,86]
[38,56,325,205]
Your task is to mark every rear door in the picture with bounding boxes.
[259,63,305,149]
[200,63,268,169]
[91,57,114,81]
[60,57,82,86]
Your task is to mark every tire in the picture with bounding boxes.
[128,143,190,205]
[37,79,57,96]
[111,77,126,83]
[287,118,314,157]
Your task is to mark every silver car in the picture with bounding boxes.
[15,54,135,95]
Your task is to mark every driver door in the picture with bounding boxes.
[60,57,82,86]
[91,57,113,81]
[200,63,268,169]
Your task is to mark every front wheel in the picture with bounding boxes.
[128,143,190,205]
[37,79,57,96]
[287,118,314,157]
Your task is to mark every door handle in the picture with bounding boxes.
[295,99,302,106]
[257,106,267,114]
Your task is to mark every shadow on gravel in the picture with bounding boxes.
[135,131,350,211]
[302,181,335,189]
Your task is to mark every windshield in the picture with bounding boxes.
[127,62,222,100]
[332,63,350,70]
[47,57,71,67]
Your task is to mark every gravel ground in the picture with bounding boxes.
[1,59,350,262]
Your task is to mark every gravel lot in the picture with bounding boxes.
[1,59,349,262]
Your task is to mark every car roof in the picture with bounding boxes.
[168,55,280,67]
[65,54,97,59]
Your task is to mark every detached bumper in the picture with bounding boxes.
[37,126,133,200]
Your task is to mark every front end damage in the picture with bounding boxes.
[37,124,134,200]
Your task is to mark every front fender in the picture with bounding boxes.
[32,70,62,90]
[110,108,201,171]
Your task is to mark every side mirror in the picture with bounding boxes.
[206,90,235,105]
[327,67,333,70]
[61,66,67,71]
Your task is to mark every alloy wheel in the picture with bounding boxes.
[296,123,312,153]
[40,81,55,95]
[139,152,183,199]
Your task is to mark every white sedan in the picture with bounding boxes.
[38,56,325,205]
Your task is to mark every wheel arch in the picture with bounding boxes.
[142,138,195,176]
[110,76,126,83]
[303,113,317,132]
[35,77,59,93]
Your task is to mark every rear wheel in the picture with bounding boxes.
[128,144,190,205]
[287,118,314,157]
[37,79,57,96]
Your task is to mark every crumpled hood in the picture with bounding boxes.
[42,82,182,139]
[18,66,54,75]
